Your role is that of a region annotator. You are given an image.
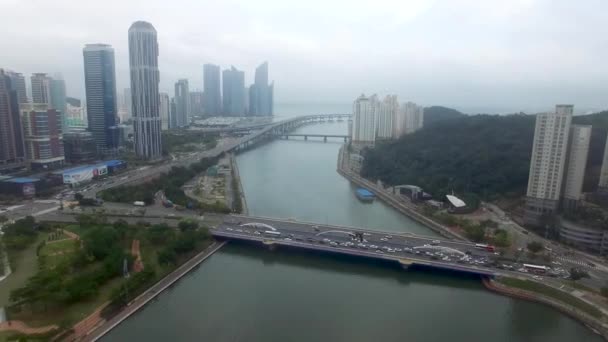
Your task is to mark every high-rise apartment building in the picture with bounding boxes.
[203,64,221,116]
[5,71,27,104]
[189,91,204,117]
[160,92,170,130]
[351,94,378,144]
[377,95,398,139]
[222,66,246,116]
[20,103,64,170]
[249,62,273,116]
[404,102,424,134]
[524,105,573,226]
[170,97,177,129]
[599,133,608,190]
[50,78,67,133]
[0,69,25,169]
[83,44,118,155]
[562,125,592,209]
[174,79,190,127]
[128,21,162,159]
[31,73,52,104]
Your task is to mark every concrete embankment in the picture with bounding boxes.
[336,147,465,241]
[83,241,227,342]
[483,278,608,341]
[230,153,249,215]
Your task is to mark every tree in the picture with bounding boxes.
[0,215,8,223]
[527,241,543,254]
[178,218,199,232]
[570,268,589,282]
[464,224,485,242]
[146,224,175,245]
[74,192,84,201]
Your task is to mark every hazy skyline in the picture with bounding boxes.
[1,0,607,114]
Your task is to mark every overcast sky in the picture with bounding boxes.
[1,0,607,113]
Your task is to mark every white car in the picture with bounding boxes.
[380,238,388,242]
[226,227,234,231]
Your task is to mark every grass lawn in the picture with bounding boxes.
[39,239,78,269]
[9,277,124,328]
[499,277,603,318]
[567,281,598,294]
[62,224,85,237]
[0,234,47,307]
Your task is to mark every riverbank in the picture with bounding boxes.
[230,153,248,215]
[483,277,608,340]
[82,240,227,342]
[336,146,466,240]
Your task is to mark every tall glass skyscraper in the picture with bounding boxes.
[0,69,25,169]
[83,44,118,155]
[174,79,190,127]
[248,62,273,116]
[222,66,245,116]
[128,21,162,159]
[203,64,221,116]
[50,78,68,134]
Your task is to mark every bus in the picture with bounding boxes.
[475,243,496,252]
[523,263,548,274]
[264,230,281,237]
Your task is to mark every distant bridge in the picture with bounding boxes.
[273,133,350,142]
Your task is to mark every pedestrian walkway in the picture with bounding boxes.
[556,256,590,268]
[0,320,58,335]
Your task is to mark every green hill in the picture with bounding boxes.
[361,110,608,201]
[423,106,466,126]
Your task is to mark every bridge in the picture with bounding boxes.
[212,215,500,277]
[273,133,350,142]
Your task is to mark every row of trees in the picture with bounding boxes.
[162,132,218,155]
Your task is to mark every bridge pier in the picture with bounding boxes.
[324,136,327,142]
[304,135,308,141]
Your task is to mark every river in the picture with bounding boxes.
[103,106,601,342]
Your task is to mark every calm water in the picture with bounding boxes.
[104,106,601,341]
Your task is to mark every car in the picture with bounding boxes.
[284,238,293,241]
[312,225,320,232]
[380,238,388,242]
[322,238,331,243]
[226,227,234,231]
[253,231,261,235]
[330,242,338,247]
[357,243,367,249]
[385,235,393,239]
[431,240,441,245]
[415,251,421,255]
[236,229,243,233]
[387,249,395,253]
[363,233,371,236]
[369,245,378,249]
[376,249,383,253]
[395,248,403,252]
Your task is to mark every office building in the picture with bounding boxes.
[160,92,170,130]
[31,73,52,104]
[128,21,162,159]
[351,94,378,144]
[190,91,204,117]
[377,95,398,139]
[248,62,273,116]
[83,43,118,155]
[20,103,64,170]
[203,64,221,115]
[170,97,177,129]
[50,78,67,133]
[404,102,424,134]
[524,105,573,226]
[174,79,190,127]
[222,66,246,116]
[63,130,96,163]
[0,69,26,169]
[562,125,592,209]
[5,71,27,104]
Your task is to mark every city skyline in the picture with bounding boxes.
[2,1,607,114]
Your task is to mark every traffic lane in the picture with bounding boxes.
[223,217,490,256]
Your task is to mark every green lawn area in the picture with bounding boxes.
[0,234,47,307]
[62,224,85,237]
[39,239,78,269]
[567,281,598,294]
[499,277,603,318]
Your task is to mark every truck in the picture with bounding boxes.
[133,201,146,207]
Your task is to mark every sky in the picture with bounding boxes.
[1,0,607,114]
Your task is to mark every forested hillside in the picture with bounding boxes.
[361,111,608,200]
[423,106,466,126]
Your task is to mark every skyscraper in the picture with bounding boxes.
[20,103,64,170]
[50,78,67,133]
[189,91,204,117]
[377,95,398,139]
[351,94,378,144]
[170,97,177,129]
[222,66,246,116]
[562,125,591,209]
[249,62,273,116]
[123,88,132,119]
[0,69,25,169]
[203,64,221,116]
[598,133,608,190]
[83,43,118,155]
[31,73,52,104]
[174,79,190,127]
[160,92,170,130]
[524,105,573,226]
[129,21,162,159]
[5,71,27,104]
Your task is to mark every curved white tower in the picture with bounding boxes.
[128,21,162,159]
